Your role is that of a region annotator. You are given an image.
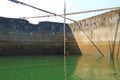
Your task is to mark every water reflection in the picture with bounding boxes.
[66,55,120,80]
[64,56,67,80]
[64,55,80,80]
[0,55,120,80]
[0,56,64,80]
[110,57,120,80]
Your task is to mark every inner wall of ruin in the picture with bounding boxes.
[69,9,120,56]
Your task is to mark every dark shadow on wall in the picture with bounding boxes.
[66,24,82,55]
[0,17,82,56]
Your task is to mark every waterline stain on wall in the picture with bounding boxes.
[69,9,120,56]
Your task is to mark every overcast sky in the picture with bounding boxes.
[0,0,120,24]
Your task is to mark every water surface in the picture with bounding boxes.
[0,55,120,80]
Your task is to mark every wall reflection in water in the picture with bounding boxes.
[65,55,120,80]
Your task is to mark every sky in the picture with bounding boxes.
[0,0,120,24]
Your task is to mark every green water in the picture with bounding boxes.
[0,55,120,80]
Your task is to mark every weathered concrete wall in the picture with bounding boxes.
[0,17,81,55]
[69,9,120,56]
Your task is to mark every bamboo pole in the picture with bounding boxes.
[111,12,120,58]
[116,39,120,57]
[64,0,66,56]
[108,40,112,54]
[64,56,67,80]
[75,22,104,56]
[19,7,120,19]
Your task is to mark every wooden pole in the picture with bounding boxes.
[116,39,120,57]
[64,56,67,80]
[64,2,67,80]
[111,12,120,58]
[64,0,66,56]
[108,40,112,54]
[75,22,104,56]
